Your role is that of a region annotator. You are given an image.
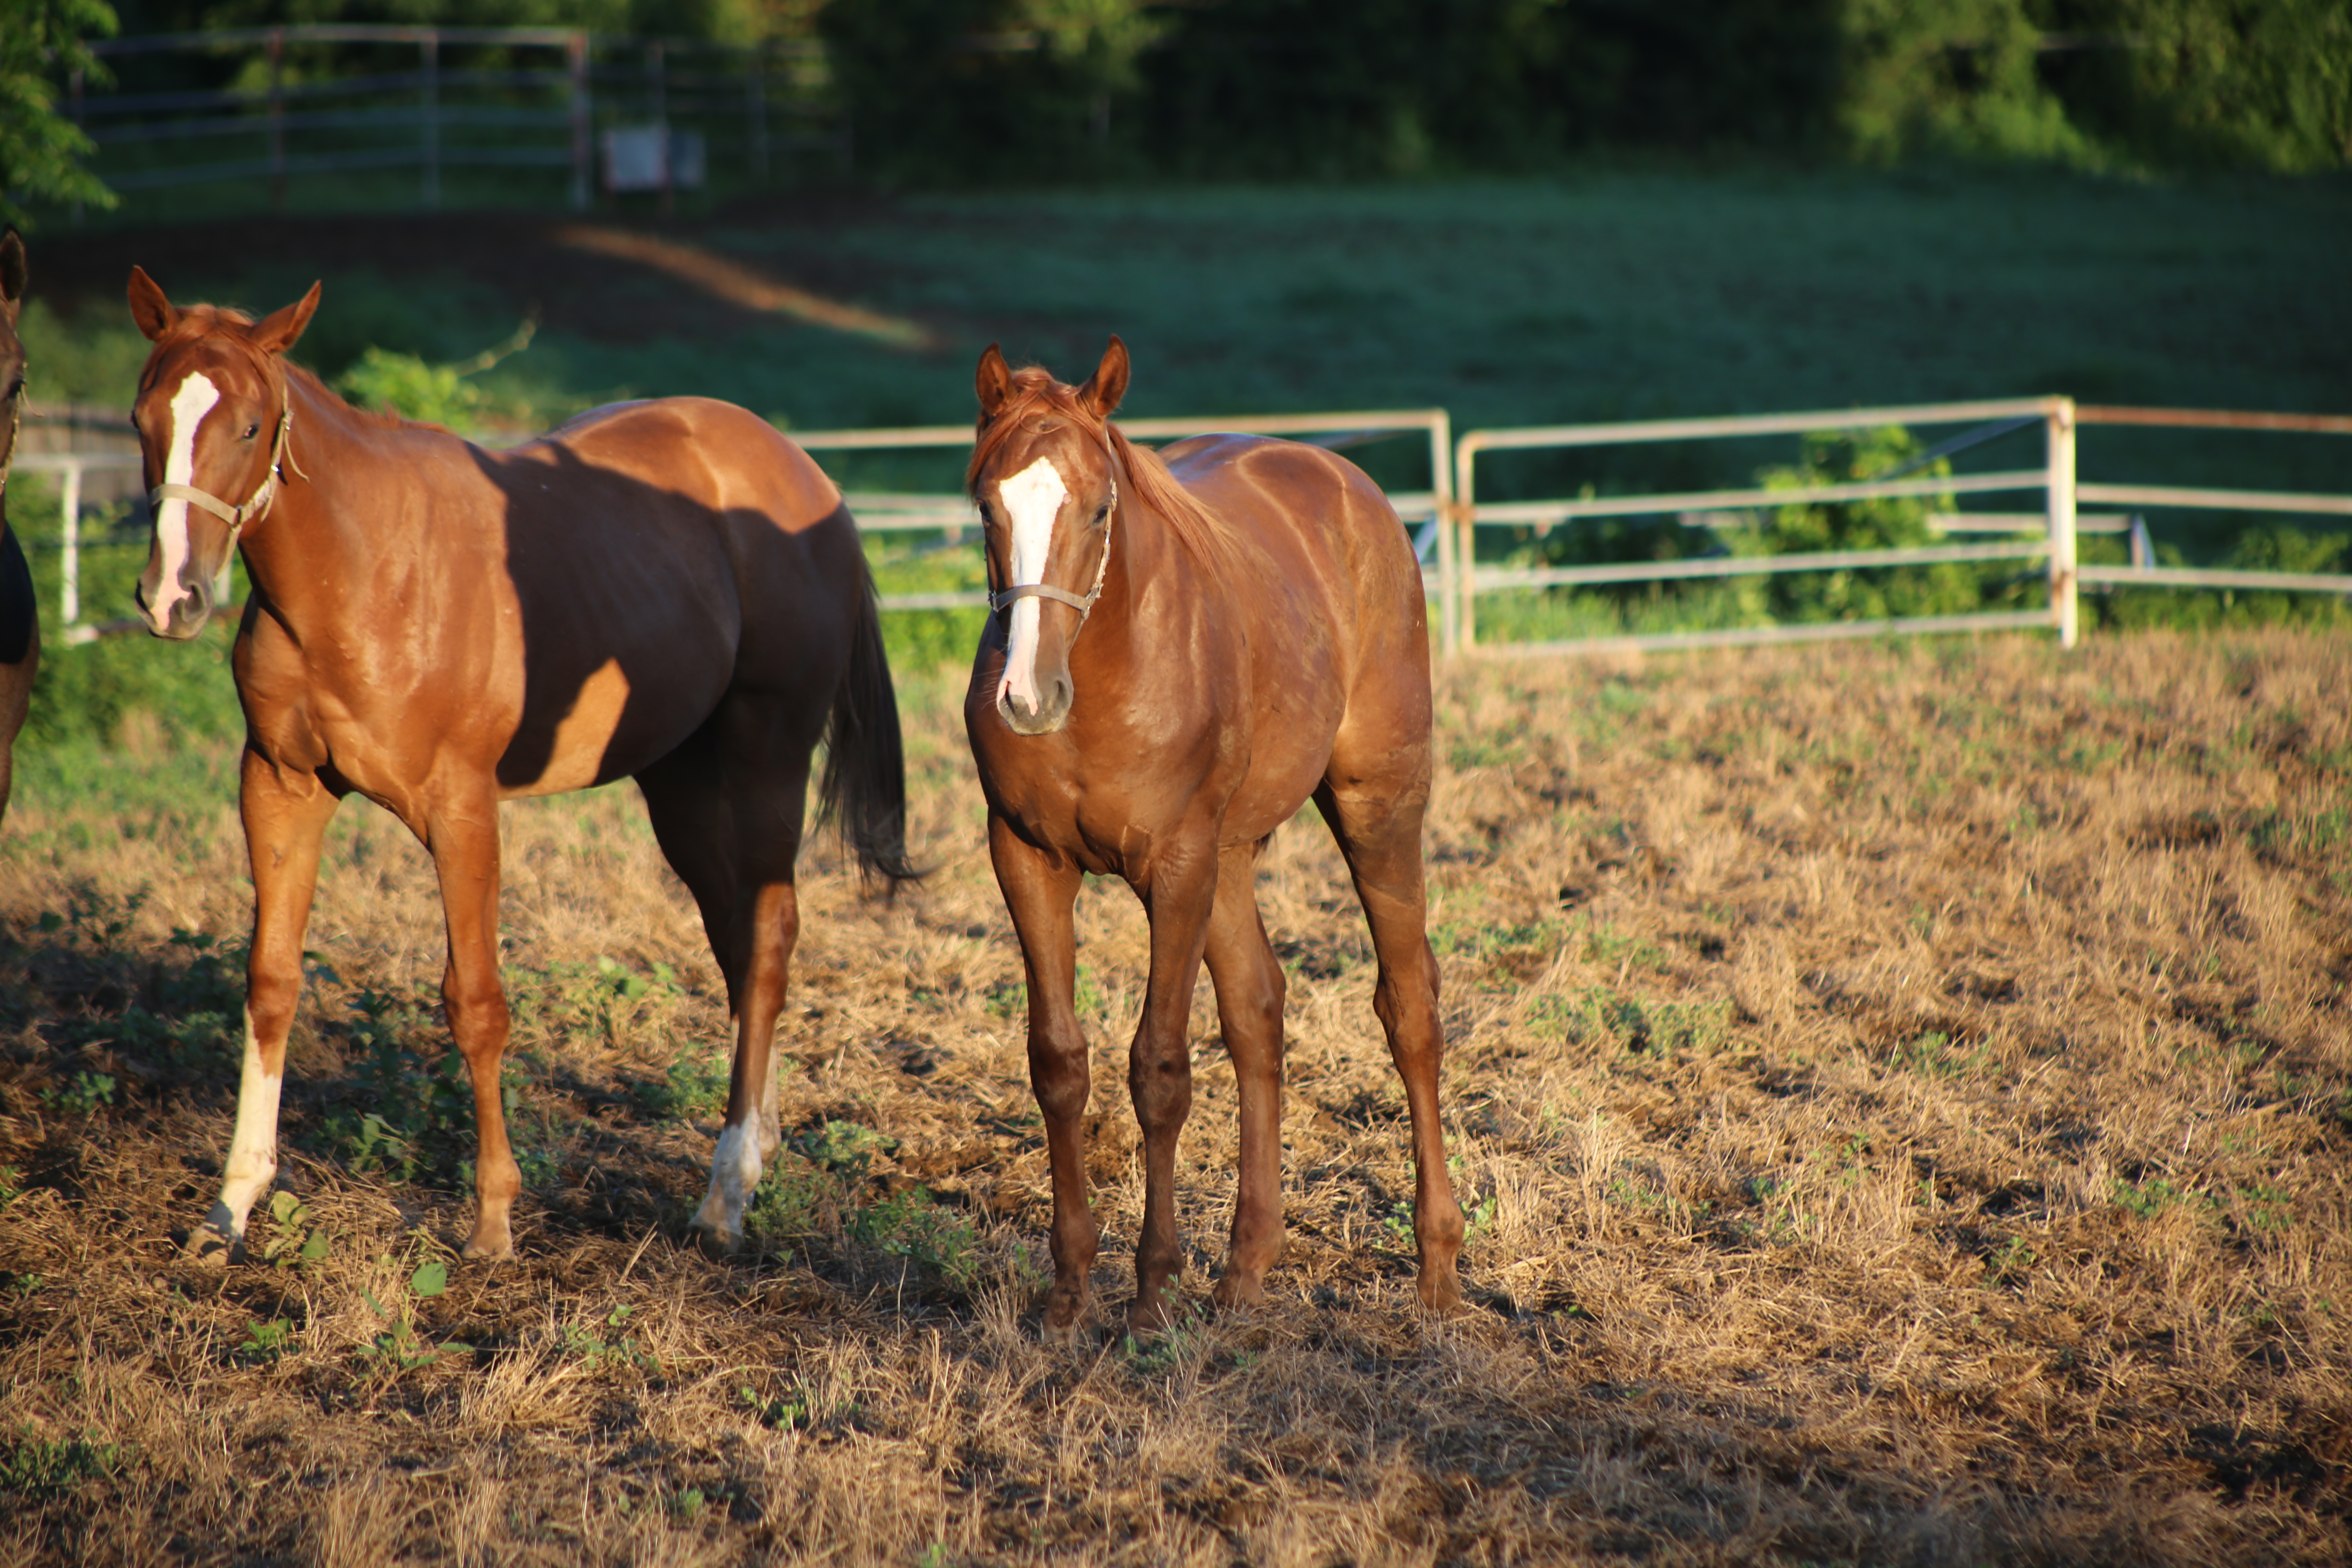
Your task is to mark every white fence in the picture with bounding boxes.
[13,397,2349,654]
[1446,396,2352,658]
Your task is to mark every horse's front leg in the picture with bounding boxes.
[988,813,1090,1342]
[186,748,338,1265]
[426,795,522,1260]
[1128,829,1220,1337]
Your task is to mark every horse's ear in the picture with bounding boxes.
[250,281,321,356]
[1078,335,1129,419]
[0,228,24,326]
[975,343,1013,419]
[127,265,178,341]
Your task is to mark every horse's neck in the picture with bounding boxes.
[1086,500,1203,663]
[240,384,432,614]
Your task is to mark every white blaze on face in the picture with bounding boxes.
[996,456,1068,715]
[149,371,220,632]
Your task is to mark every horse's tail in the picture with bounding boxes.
[817,541,920,890]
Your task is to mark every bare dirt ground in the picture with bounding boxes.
[2,631,2348,1566]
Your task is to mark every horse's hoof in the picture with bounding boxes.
[688,1220,742,1260]
[1037,1284,1093,1347]
[1416,1272,1467,1315]
[1210,1273,1267,1311]
[459,1231,515,1262]
[181,1227,235,1269]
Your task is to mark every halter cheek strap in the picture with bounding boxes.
[148,403,301,547]
[987,425,1118,627]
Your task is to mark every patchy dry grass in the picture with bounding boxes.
[2,630,2348,1566]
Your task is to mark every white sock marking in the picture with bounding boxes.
[207,1007,281,1241]
[149,371,220,633]
[996,456,1067,715]
[693,1120,766,1244]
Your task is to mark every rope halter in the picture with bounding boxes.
[986,419,1118,628]
[148,395,303,549]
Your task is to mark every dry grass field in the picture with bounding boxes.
[2,630,2348,1567]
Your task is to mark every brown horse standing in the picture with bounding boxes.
[964,338,1465,1339]
[0,228,38,822]
[127,269,912,1265]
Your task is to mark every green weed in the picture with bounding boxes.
[255,1190,330,1272]
[237,1319,295,1365]
[0,1431,128,1499]
[44,1071,116,1116]
[561,1303,661,1375]
[1534,988,1731,1054]
[1887,1031,1988,1079]
[359,1257,455,1374]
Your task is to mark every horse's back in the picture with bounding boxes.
[534,396,841,530]
[1160,432,1429,675]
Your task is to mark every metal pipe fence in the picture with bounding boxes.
[74,26,847,213]
[13,398,2345,654]
[1448,397,2352,659]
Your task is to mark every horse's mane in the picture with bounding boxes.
[149,304,421,433]
[966,366,1234,574]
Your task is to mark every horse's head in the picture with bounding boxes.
[126,267,319,639]
[0,229,27,483]
[968,336,1130,736]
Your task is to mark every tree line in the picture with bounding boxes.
[8,0,2347,220]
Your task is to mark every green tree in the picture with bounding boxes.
[0,0,118,226]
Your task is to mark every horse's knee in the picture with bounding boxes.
[1128,1049,1192,1136]
[1029,1038,1090,1123]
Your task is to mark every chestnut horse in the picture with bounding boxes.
[0,228,38,822]
[964,338,1465,1338]
[127,269,912,1266]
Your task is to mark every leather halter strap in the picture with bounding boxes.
[148,401,298,545]
[986,422,1118,627]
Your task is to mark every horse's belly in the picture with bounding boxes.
[497,649,730,798]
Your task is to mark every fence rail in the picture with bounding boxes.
[71,24,847,212]
[11,399,2345,652]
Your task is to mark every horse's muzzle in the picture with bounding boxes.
[135,573,212,641]
[998,672,1073,736]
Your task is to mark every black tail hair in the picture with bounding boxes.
[817,551,919,889]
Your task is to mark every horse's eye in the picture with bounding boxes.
[244,423,261,440]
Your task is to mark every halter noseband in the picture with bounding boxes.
[986,420,1118,628]
[148,395,302,548]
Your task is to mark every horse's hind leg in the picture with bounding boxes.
[640,702,812,1253]
[1204,837,1287,1308]
[187,748,337,1265]
[1314,774,1466,1312]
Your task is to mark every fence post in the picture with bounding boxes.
[1427,412,1454,659]
[421,30,440,209]
[2046,397,2078,648]
[568,31,591,210]
[59,461,80,628]
[268,29,286,210]
[748,52,770,182]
